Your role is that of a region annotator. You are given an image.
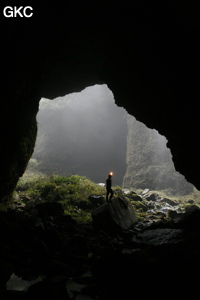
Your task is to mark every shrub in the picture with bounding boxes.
[26,158,39,171]
[15,174,105,213]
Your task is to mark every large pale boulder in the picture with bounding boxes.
[91,197,136,234]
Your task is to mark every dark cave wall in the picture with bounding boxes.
[0,107,38,201]
[1,0,200,200]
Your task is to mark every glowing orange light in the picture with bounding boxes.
[109,172,113,176]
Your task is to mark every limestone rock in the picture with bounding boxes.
[160,198,178,206]
[125,192,143,202]
[88,195,105,208]
[35,201,64,217]
[91,197,136,233]
[185,204,200,214]
[145,193,158,201]
[123,115,194,194]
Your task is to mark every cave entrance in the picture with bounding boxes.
[26,84,194,194]
[30,84,128,186]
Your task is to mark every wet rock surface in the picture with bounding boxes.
[91,197,136,233]
[1,196,200,299]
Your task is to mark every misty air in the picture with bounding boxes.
[29,84,193,194]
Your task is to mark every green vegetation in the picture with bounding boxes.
[14,173,137,223]
[15,174,106,223]
[9,171,200,226]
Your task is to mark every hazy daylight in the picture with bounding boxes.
[30,84,193,193]
[32,84,128,185]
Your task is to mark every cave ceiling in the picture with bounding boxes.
[1,0,200,197]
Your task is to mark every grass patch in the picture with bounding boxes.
[15,174,106,223]
[11,173,200,224]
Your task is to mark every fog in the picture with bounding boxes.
[33,85,128,185]
[30,83,194,193]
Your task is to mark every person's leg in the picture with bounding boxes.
[109,189,114,201]
[106,190,109,202]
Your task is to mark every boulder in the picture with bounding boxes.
[91,197,136,234]
[187,199,194,204]
[185,204,200,214]
[131,200,148,212]
[136,228,184,246]
[35,201,64,217]
[141,189,150,195]
[179,210,200,230]
[126,192,143,202]
[88,195,105,208]
[145,193,158,201]
[160,198,178,206]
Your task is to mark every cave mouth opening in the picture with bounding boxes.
[24,84,194,195]
[29,84,128,186]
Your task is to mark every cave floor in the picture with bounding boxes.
[1,206,200,299]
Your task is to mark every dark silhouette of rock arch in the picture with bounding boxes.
[1,0,200,199]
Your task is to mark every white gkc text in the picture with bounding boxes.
[3,6,33,18]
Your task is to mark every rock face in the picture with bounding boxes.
[123,116,194,194]
[91,197,136,233]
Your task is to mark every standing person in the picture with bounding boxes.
[106,172,114,203]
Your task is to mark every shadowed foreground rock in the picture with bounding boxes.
[91,197,136,234]
[3,200,200,298]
